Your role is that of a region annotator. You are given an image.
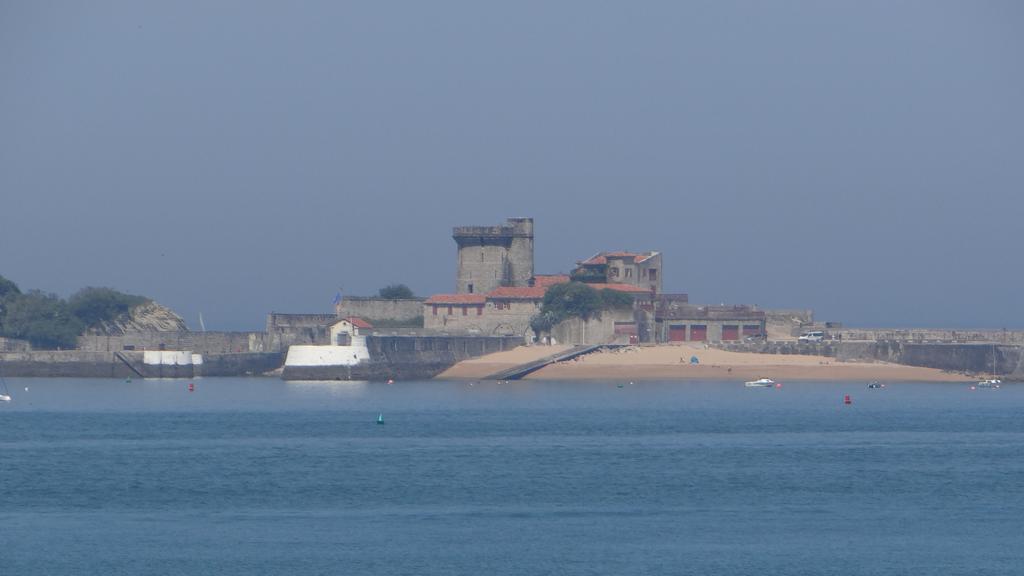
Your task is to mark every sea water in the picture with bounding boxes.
[2,377,1023,575]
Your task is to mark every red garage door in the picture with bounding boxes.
[668,325,687,341]
[690,325,707,341]
[722,325,739,341]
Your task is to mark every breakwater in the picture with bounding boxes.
[719,341,1024,380]
[281,335,522,381]
[0,351,283,379]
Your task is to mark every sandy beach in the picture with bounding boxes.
[438,343,971,382]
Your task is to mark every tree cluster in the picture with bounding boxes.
[0,275,150,350]
[529,282,634,335]
[378,284,415,299]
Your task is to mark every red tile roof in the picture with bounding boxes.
[346,317,373,329]
[579,251,657,266]
[585,283,654,294]
[424,294,487,305]
[486,286,547,300]
[531,274,570,288]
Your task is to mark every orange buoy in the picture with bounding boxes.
[844,394,851,405]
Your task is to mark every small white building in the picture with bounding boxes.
[329,317,374,346]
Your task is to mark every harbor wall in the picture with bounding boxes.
[0,351,283,378]
[281,335,521,381]
[719,341,1024,379]
[79,331,271,353]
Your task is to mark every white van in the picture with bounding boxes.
[798,331,824,343]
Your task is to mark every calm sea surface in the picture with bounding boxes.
[2,377,1023,575]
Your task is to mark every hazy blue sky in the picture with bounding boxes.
[2,1,1021,330]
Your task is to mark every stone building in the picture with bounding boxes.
[424,287,545,338]
[654,303,766,343]
[453,217,534,294]
[573,251,662,294]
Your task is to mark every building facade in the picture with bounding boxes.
[573,251,662,294]
[654,303,766,343]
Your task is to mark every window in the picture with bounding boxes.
[462,306,468,316]
[468,283,474,294]
[610,267,620,278]
[625,268,632,278]
[477,305,483,316]
[447,306,453,315]
[432,305,438,316]
[648,269,657,281]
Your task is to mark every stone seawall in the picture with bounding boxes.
[0,351,284,378]
[282,335,522,381]
[0,351,136,378]
[719,341,1024,380]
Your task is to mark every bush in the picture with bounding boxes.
[378,284,415,299]
[2,290,84,349]
[68,287,149,327]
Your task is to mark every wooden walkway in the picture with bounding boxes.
[483,344,608,381]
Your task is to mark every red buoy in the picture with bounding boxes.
[844,394,851,405]
[188,383,195,392]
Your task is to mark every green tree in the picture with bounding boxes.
[1,290,84,349]
[529,282,635,335]
[68,287,149,328]
[378,284,415,299]
[599,288,635,310]
[0,274,20,300]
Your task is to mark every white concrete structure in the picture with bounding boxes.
[143,350,202,366]
[284,341,370,368]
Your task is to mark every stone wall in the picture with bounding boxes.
[834,328,1024,345]
[550,309,636,345]
[265,313,334,350]
[763,308,814,339]
[719,340,1024,380]
[79,331,270,353]
[335,297,424,324]
[0,336,31,352]
[281,335,521,380]
[0,350,284,378]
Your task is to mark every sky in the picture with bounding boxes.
[1,1,1021,331]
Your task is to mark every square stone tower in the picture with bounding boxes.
[453,217,534,294]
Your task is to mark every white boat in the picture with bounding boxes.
[0,366,10,402]
[744,378,775,387]
[977,345,1002,388]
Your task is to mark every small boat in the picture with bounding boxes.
[0,366,10,402]
[376,412,385,424]
[744,378,775,387]
[867,382,885,389]
[977,345,1002,388]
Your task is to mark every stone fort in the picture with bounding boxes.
[453,217,534,294]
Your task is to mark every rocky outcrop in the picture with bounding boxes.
[87,301,188,335]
